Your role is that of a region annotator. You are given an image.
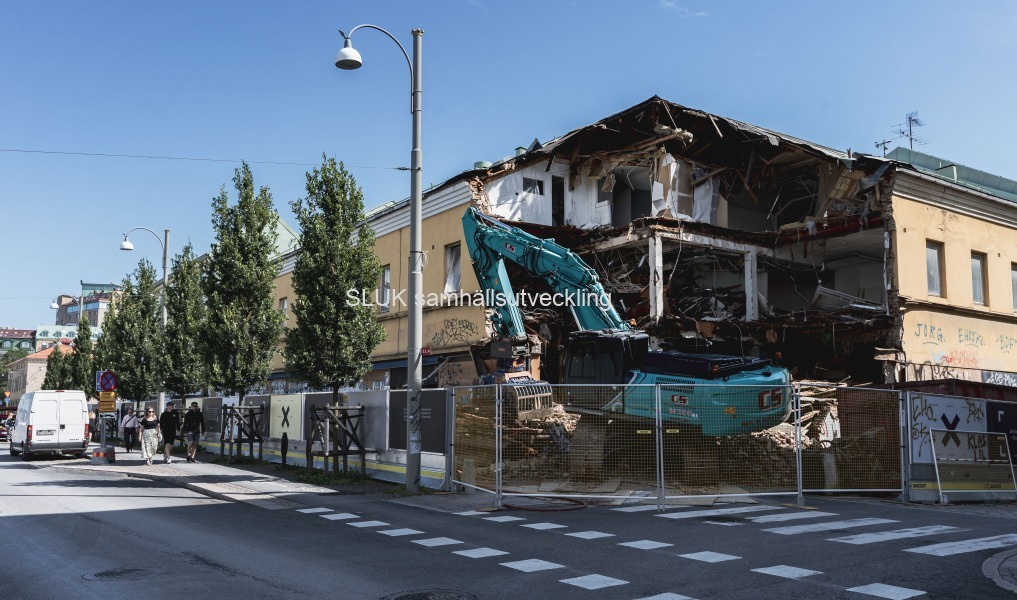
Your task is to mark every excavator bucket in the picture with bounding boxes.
[504,381,556,422]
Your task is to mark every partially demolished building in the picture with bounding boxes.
[364,96,1017,388]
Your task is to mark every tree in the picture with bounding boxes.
[1,347,31,399]
[42,344,71,389]
[285,156,384,404]
[164,243,207,400]
[70,314,95,397]
[94,261,164,403]
[201,163,284,404]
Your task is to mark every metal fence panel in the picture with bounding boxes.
[800,385,903,493]
[451,385,499,494]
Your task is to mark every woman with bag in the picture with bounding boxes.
[140,407,161,465]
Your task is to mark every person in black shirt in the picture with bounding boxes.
[181,402,206,463]
[159,403,180,464]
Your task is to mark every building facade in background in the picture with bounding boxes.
[0,328,35,357]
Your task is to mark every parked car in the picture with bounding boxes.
[0,419,8,442]
[9,390,89,460]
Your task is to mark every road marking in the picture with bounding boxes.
[747,511,838,523]
[455,510,488,516]
[764,518,898,535]
[639,594,697,600]
[500,559,565,572]
[904,534,1017,556]
[830,526,963,545]
[484,515,526,523]
[453,547,508,558]
[619,540,674,550]
[678,551,741,563]
[378,528,424,537]
[320,512,359,521]
[413,537,464,547]
[751,565,822,579]
[347,520,389,528]
[656,505,780,520]
[703,521,743,526]
[521,522,567,530]
[845,583,926,599]
[559,574,628,590]
[296,507,332,514]
[612,505,662,512]
[566,530,616,539]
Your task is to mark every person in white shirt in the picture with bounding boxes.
[120,408,140,453]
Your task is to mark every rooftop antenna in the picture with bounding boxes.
[875,139,893,156]
[891,111,927,150]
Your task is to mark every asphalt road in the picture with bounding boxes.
[1,452,1014,599]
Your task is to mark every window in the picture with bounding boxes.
[522,177,544,195]
[1012,264,1017,313]
[279,297,289,316]
[1,341,10,349]
[39,331,49,338]
[926,241,944,297]
[444,243,461,294]
[971,252,987,306]
[20,341,30,348]
[567,342,597,382]
[379,265,391,313]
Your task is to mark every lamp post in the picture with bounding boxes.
[335,25,423,493]
[120,227,170,413]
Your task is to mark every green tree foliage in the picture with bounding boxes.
[164,243,207,400]
[94,261,164,403]
[42,345,72,389]
[0,347,31,398]
[70,314,95,397]
[201,163,283,403]
[285,157,384,404]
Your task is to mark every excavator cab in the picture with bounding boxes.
[563,330,649,385]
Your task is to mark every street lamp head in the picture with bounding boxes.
[119,236,134,251]
[50,302,59,310]
[335,37,363,70]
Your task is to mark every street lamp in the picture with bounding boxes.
[336,25,424,493]
[120,227,170,413]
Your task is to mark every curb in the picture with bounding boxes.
[984,548,1017,595]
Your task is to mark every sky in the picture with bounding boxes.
[2,0,1016,329]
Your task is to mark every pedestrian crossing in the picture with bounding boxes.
[289,503,1015,599]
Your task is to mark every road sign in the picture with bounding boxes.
[99,391,116,412]
[99,370,118,392]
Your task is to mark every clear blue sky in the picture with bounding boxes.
[3,1,1015,328]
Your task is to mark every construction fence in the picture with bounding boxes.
[451,383,1017,506]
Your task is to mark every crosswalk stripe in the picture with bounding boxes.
[522,522,567,530]
[703,521,743,526]
[845,582,926,599]
[764,518,897,535]
[453,547,508,558]
[751,565,822,579]
[612,505,662,513]
[378,528,424,537]
[904,534,1017,557]
[484,515,526,523]
[565,531,615,539]
[747,511,838,523]
[320,512,359,521]
[500,559,565,572]
[559,574,628,590]
[413,537,463,547]
[656,505,780,520]
[619,540,674,550]
[679,551,740,563]
[455,510,488,516]
[638,594,697,600]
[347,520,389,528]
[829,525,962,545]
[296,507,331,514]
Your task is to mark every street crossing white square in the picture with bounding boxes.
[639,594,696,600]
[296,507,332,514]
[764,518,898,535]
[378,528,424,537]
[320,513,359,521]
[703,521,743,526]
[845,583,926,599]
[500,559,565,572]
[521,522,567,530]
[619,540,674,550]
[656,505,780,520]
[830,525,962,545]
[559,574,628,590]
[455,510,488,516]
[453,547,508,558]
[904,534,1017,556]
[612,504,662,512]
[747,511,838,523]
[347,520,389,528]
[679,551,741,563]
[484,515,526,523]
[565,530,616,539]
[413,537,463,547]
[751,565,822,579]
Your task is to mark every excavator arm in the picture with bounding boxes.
[462,207,628,340]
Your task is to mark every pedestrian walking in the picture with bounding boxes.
[120,408,139,453]
[182,401,206,463]
[159,402,180,464]
[140,408,160,465]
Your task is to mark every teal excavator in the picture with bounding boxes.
[462,206,792,438]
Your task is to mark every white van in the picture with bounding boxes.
[9,390,90,460]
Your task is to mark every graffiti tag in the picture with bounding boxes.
[431,318,479,347]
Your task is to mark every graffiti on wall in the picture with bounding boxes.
[431,318,479,347]
[909,393,987,463]
[904,313,1017,387]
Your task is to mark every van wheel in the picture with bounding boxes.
[21,444,32,461]
[9,441,21,456]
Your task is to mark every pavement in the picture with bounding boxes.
[48,444,1017,596]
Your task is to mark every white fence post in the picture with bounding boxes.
[655,383,665,511]
[795,382,804,506]
[495,383,503,509]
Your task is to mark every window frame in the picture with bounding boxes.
[522,177,545,196]
[971,251,988,306]
[444,243,462,295]
[379,264,392,313]
[926,240,945,298]
[1012,263,1017,313]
